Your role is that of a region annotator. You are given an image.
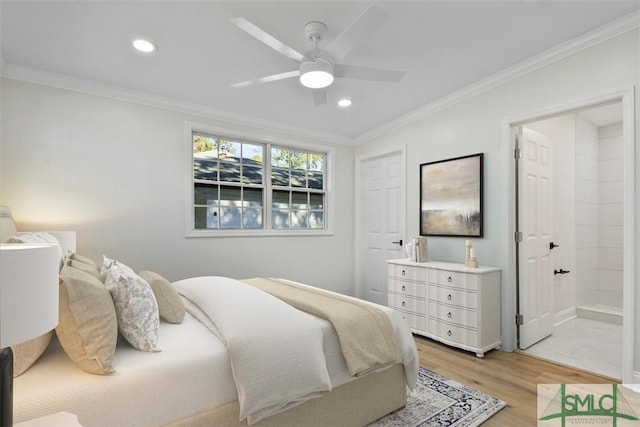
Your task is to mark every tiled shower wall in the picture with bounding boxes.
[575,118,623,309]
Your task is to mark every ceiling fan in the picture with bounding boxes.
[230,4,406,106]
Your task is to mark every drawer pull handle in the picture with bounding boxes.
[447,312,452,318]
[401,285,406,291]
[401,301,405,307]
[447,294,452,301]
[447,330,452,336]
[447,276,452,282]
[402,270,405,276]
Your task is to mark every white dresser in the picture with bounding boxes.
[387,259,501,358]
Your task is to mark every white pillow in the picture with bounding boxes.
[102,256,161,352]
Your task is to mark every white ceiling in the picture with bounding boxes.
[1,1,638,143]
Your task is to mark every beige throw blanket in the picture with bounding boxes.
[242,277,401,377]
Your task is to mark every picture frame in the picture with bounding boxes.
[420,153,483,237]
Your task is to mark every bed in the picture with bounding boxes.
[1,206,418,426]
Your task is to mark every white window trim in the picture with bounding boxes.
[185,121,335,237]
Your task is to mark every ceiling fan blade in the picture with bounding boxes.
[319,4,388,61]
[333,64,405,82]
[231,17,309,63]
[312,88,328,106]
[232,70,300,88]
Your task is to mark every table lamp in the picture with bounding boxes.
[0,244,60,426]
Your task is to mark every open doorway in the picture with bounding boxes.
[516,102,624,379]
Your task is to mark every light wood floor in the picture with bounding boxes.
[415,335,618,426]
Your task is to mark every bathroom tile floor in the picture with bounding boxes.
[521,317,622,380]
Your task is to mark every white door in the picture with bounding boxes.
[518,126,555,349]
[358,151,405,305]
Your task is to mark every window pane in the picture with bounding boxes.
[272,190,290,209]
[243,188,263,207]
[290,170,306,187]
[243,208,262,229]
[220,162,241,182]
[220,186,241,206]
[242,165,262,184]
[309,154,324,171]
[309,193,323,210]
[308,171,323,189]
[193,159,218,181]
[195,206,219,229]
[271,168,289,186]
[220,140,240,161]
[243,144,263,164]
[309,211,324,228]
[271,148,289,168]
[220,207,241,228]
[194,184,218,205]
[291,210,308,228]
[193,135,218,157]
[291,192,307,209]
[290,151,307,170]
[272,210,289,229]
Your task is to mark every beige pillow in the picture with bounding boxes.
[69,252,101,271]
[11,331,53,377]
[138,270,185,324]
[56,264,118,374]
[67,258,103,282]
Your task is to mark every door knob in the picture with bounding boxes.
[549,242,559,250]
[392,239,403,247]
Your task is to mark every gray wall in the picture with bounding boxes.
[0,79,356,295]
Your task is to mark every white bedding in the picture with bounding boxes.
[174,276,332,424]
[14,278,419,427]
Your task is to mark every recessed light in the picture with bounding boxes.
[132,39,157,53]
[338,98,352,108]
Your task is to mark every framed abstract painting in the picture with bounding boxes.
[420,153,483,237]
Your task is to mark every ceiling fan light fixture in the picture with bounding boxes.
[299,59,334,89]
[132,38,157,53]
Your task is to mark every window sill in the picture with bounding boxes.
[185,229,335,238]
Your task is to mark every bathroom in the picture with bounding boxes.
[520,101,624,380]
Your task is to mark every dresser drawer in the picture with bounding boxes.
[389,279,427,299]
[429,319,478,346]
[389,293,421,313]
[429,286,478,309]
[389,264,426,282]
[429,269,478,290]
[429,302,478,328]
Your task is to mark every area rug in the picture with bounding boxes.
[369,367,506,427]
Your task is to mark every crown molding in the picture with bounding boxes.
[354,10,640,145]
[0,63,354,146]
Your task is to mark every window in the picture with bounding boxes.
[189,126,331,236]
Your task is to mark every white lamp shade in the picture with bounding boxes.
[299,59,334,89]
[0,244,60,348]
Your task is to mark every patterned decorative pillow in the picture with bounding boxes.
[138,270,185,324]
[102,257,161,352]
[57,264,118,375]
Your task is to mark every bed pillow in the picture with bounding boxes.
[138,270,185,324]
[57,264,118,375]
[102,257,161,352]
[65,257,103,282]
[69,252,101,274]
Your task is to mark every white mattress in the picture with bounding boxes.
[14,312,236,426]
